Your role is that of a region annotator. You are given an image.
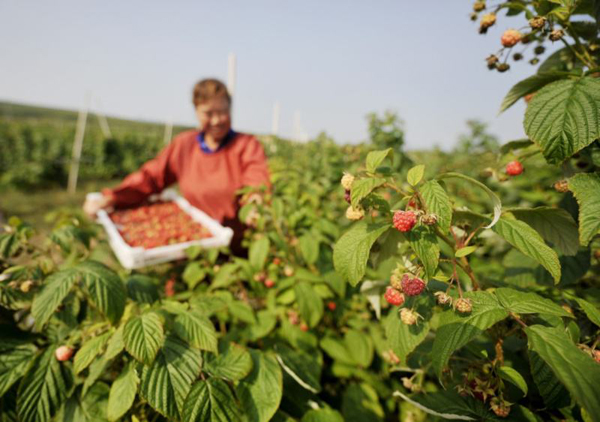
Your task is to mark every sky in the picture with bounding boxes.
[0,1,549,149]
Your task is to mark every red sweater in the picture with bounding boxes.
[104,130,270,223]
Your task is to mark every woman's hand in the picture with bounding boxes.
[83,194,114,218]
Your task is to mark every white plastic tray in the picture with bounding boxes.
[88,189,234,269]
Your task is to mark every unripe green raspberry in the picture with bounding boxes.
[455,298,473,314]
[341,173,355,190]
[346,206,364,221]
[400,308,419,325]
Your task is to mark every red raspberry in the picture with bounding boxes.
[402,277,426,296]
[501,29,522,47]
[264,279,275,288]
[327,301,337,311]
[384,287,405,306]
[505,160,523,176]
[300,322,309,332]
[164,278,176,297]
[344,190,351,204]
[393,211,417,232]
[55,346,74,362]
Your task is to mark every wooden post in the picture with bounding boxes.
[272,101,280,136]
[163,117,173,145]
[95,98,112,138]
[67,93,90,194]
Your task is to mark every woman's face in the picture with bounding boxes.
[195,97,231,142]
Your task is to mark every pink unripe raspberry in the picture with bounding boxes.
[55,345,74,362]
[554,180,569,193]
[593,350,600,364]
[393,211,417,232]
[506,160,523,176]
[402,277,426,296]
[501,29,522,47]
[455,298,473,314]
[384,287,405,306]
[283,266,294,277]
[390,272,407,291]
[264,279,275,288]
[300,322,309,332]
[400,308,419,325]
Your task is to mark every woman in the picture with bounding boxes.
[83,78,270,253]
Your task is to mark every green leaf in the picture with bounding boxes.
[182,378,240,422]
[31,268,79,330]
[493,216,561,283]
[568,173,600,246]
[249,236,270,271]
[126,275,159,304]
[246,310,277,341]
[365,148,393,173]
[320,337,355,365]
[525,77,600,164]
[345,330,373,368]
[420,180,452,233]
[500,139,534,154]
[78,261,127,325]
[299,234,319,265]
[173,311,218,353]
[350,178,386,208]
[237,350,282,422]
[57,383,109,422]
[301,408,344,422]
[334,222,390,286]
[276,344,321,393]
[385,313,430,363]
[407,226,439,279]
[204,342,253,381]
[498,366,528,396]
[140,336,202,420]
[0,344,37,397]
[107,361,139,421]
[495,288,572,318]
[183,262,207,289]
[407,164,425,186]
[432,291,509,376]
[525,325,600,418]
[295,282,324,328]
[510,207,579,256]
[438,172,501,228]
[228,300,256,324]
[500,72,571,113]
[17,348,73,422]
[393,390,490,421]
[570,296,600,327]
[455,246,477,258]
[529,350,570,409]
[73,332,111,374]
[123,312,164,364]
[342,383,384,422]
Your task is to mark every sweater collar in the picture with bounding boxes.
[197,129,236,154]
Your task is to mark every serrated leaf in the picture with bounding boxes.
[295,282,324,328]
[78,261,126,325]
[420,180,452,233]
[237,350,282,422]
[126,275,159,304]
[455,246,477,258]
[525,77,600,164]
[107,361,139,422]
[204,342,253,381]
[495,288,572,318]
[342,383,384,422]
[123,312,164,364]
[299,234,319,265]
[320,337,355,365]
[407,226,439,279]
[182,378,240,422]
[173,311,218,353]
[529,350,570,409]
[276,344,321,393]
[73,332,111,374]
[498,366,528,396]
[17,348,73,422]
[0,344,36,397]
[510,207,579,256]
[333,222,391,286]
[31,268,79,330]
[432,292,508,376]
[393,391,488,421]
[140,336,202,420]
[249,237,270,271]
[246,310,277,341]
[407,165,425,186]
[526,325,600,418]
[57,382,109,422]
[182,263,207,289]
[345,330,373,368]
[571,296,600,327]
[500,139,534,154]
[493,216,561,283]
[366,148,393,173]
[568,173,600,246]
[301,408,344,422]
[350,178,386,208]
[385,313,430,363]
[500,72,571,113]
[438,172,501,228]
[228,300,256,324]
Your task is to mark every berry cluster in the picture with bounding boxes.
[110,201,212,249]
[384,271,428,325]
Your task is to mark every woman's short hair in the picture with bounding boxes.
[192,79,231,107]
